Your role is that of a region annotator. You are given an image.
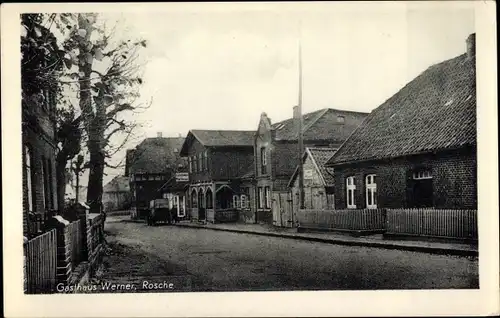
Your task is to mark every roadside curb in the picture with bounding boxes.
[175,223,478,257]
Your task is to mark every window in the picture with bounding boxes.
[205,188,213,209]
[337,115,345,123]
[47,159,54,209]
[410,169,433,208]
[191,189,197,208]
[198,154,203,172]
[258,187,264,209]
[240,194,247,209]
[260,147,267,174]
[41,156,48,210]
[233,195,240,209]
[24,145,34,212]
[193,155,198,172]
[346,176,356,209]
[188,157,192,173]
[275,123,285,130]
[264,186,271,209]
[413,170,432,180]
[365,174,377,209]
[178,196,186,217]
[204,151,209,171]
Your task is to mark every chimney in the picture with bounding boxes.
[466,33,476,59]
[178,133,182,138]
[157,132,163,138]
[293,106,300,119]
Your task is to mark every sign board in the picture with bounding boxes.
[175,172,189,182]
[303,169,313,180]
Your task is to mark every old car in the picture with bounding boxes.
[146,199,172,226]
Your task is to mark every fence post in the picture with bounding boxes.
[46,216,72,286]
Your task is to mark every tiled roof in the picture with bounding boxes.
[126,137,185,174]
[192,130,255,146]
[180,129,255,155]
[271,108,368,141]
[327,51,476,165]
[103,175,130,193]
[288,147,337,187]
[308,148,337,185]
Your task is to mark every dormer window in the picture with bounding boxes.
[337,115,345,123]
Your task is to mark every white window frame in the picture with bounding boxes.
[233,195,240,209]
[346,176,356,209]
[178,196,186,217]
[204,151,209,171]
[25,146,34,212]
[365,174,377,209]
[240,194,247,209]
[258,187,264,209]
[264,187,271,209]
[413,170,433,180]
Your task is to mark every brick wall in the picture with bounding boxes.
[22,124,58,237]
[333,147,477,210]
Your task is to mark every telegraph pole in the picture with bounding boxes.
[298,26,305,210]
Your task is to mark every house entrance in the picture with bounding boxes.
[198,189,206,220]
[410,170,433,208]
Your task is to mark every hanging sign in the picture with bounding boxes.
[175,172,189,182]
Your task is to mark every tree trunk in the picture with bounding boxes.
[77,14,101,214]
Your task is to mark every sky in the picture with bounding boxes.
[95,2,475,184]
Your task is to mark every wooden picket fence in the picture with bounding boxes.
[386,208,478,240]
[297,209,386,231]
[24,229,57,294]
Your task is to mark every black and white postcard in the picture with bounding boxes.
[2,1,498,317]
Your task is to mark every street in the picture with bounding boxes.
[96,216,479,292]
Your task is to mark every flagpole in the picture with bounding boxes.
[298,23,305,210]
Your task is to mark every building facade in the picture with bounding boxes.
[289,147,337,211]
[102,175,132,212]
[125,134,186,219]
[254,108,368,225]
[22,46,59,238]
[327,34,477,211]
[180,130,255,223]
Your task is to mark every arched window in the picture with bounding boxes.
[191,189,197,208]
[198,188,205,208]
[205,188,213,209]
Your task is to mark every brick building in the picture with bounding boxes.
[254,108,368,224]
[22,59,59,238]
[125,134,186,219]
[179,129,255,223]
[326,34,477,211]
